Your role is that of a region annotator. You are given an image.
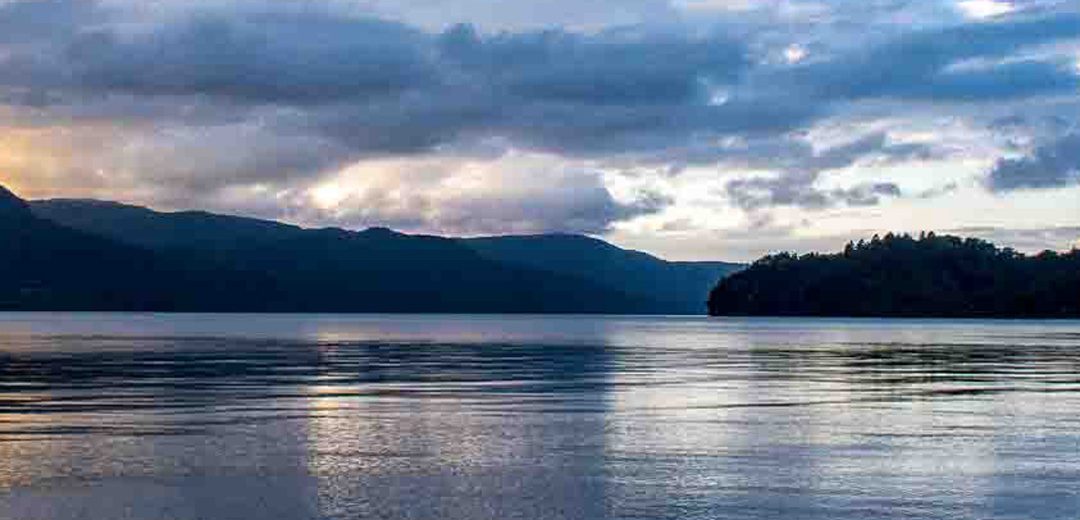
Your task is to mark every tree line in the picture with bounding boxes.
[708,233,1080,318]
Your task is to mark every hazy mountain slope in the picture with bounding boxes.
[31,199,308,251]
[464,234,743,314]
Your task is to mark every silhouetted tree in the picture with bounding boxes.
[708,233,1080,318]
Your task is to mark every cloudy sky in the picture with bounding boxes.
[0,0,1078,260]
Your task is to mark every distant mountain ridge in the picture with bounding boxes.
[7,191,741,313]
[464,234,741,313]
[31,198,309,251]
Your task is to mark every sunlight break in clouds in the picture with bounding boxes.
[300,152,669,235]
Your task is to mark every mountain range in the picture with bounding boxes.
[1,185,741,313]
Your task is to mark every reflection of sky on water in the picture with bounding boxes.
[0,314,1077,519]
[303,341,614,519]
[0,336,322,518]
[599,323,1080,519]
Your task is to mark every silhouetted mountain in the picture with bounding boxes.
[0,185,30,217]
[464,234,742,314]
[194,225,655,313]
[30,197,741,313]
[31,199,308,252]
[708,233,1080,318]
[21,191,673,313]
[1,189,282,310]
[2,188,156,309]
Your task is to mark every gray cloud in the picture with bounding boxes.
[804,131,939,170]
[722,131,929,210]
[71,14,435,104]
[776,12,1080,101]
[0,2,767,160]
[725,175,901,210]
[907,59,1080,101]
[438,24,745,105]
[1,0,1079,234]
[987,133,1080,191]
[5,1,1072,165]
[1,9,433,104]
[346,0,677,32]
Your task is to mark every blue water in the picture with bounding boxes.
[0,313,1078,519]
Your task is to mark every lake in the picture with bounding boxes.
[0,313,1078,520]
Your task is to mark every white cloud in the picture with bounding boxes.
[295,151,670,235]
[956,0,1014,20]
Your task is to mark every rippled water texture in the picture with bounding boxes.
[0,313,1078,520]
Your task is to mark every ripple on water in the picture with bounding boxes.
[0,314,1077,520]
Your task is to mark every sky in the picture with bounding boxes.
[0,0,1078,261]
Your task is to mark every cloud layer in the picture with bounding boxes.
[988,133,1080,191]
[0,0,1078,256]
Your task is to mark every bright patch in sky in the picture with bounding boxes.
[310,182,348,210]
[783,44,808,64]
[956,0,1014,19]
[673,0,755,12]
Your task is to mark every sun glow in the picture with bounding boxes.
[309,181,349,210]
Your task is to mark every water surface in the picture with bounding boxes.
[0,313,1078,519]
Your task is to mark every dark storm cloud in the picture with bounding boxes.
[0,3,748,109]
[69,14,435,104]
[987,133,1080,191]
[0,2,767,162]
[297,24,760,157]
[1,9,435,104]
[779,12,1080,101]
[5,1,1073,162]
[438,23,746,105]
[0,0,777,155]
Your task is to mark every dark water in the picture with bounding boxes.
[0,314,1078,520]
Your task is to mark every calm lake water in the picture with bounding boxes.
[0,313,1078,520]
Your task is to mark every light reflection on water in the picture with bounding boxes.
[0,313,1078,519]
